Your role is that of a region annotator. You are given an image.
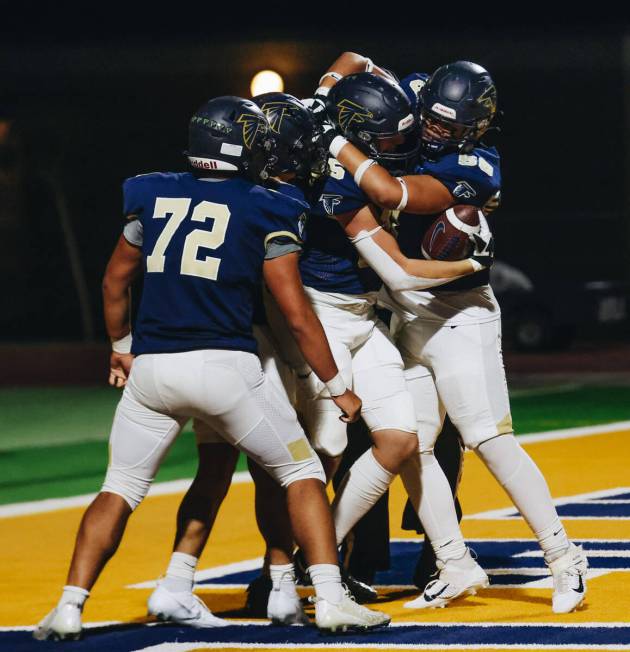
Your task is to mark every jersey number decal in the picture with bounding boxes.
[146,198,231,281]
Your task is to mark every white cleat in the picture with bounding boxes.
[548,543,588,614]
[313,591,391,633]
[267,585,308,625]
[148,583,229,628]
[33,603,82,641]
[404,551,489,610]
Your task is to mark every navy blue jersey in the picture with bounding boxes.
[399,71,501,291]
[299,158,381,295]
[396,146,501,291]
[123,172,308,355]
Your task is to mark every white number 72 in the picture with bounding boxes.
[146,197,231,281]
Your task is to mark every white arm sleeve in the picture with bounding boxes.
[351,228,460,291]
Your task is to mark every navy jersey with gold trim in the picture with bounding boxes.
[123,172,308,355]
[395,71,502,291]
[299,158,380,295]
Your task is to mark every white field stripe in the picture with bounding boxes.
[2,420,630,520]
[465,487,630,520]
[128,557,264,589]
[516,420,630,444]
[509,383,583,398]
[0,471,251,519]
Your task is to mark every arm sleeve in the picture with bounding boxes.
[350,228,460,291]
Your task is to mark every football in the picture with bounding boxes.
[421,204,482,260]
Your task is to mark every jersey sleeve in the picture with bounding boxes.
[422,148,501,206]
[314,160,368,218]
[122,176,148,220]
[258,186,309,257]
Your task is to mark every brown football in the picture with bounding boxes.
[421,204,482,261]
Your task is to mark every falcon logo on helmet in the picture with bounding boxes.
[336,99,374,132]
[237,113,268,150]
[259,101,294,134]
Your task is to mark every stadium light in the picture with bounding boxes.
[250,70,284,96]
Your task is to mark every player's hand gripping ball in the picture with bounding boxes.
[421,204,482,260]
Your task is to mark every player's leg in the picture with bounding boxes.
[147,423,238,629]
[331,320,417,548]
[430,319,587,613]
[35,358,186,640]
[199,349,389,631]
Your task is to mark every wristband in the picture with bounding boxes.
[353,159,376,186]
[111,332,132,354]
[318,71,343,85]
[329,135,349,158]
[314,85,330,97]
[468,258,484,272]
[395,177,408,211]
[325,372,346,397]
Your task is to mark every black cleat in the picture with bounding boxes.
[341,572,378,603]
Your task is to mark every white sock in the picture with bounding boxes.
[269,563,299,597]
[400,452,467,562]
[332,448,394,545]
[309,563,344,604]
[59,585,89,610]
[162,552,198,593]
[536,518,570,563]
[476,435,565,548]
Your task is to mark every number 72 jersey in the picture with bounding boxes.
[122,172,308,356]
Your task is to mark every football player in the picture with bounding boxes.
[149,92,489,626]
[33,96,393,641]
[321,56,589,614]
[253,76,493,617]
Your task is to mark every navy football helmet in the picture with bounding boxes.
[419,61,497,160]
[185,96,272,181]
[253,92,326,180]
[325,72,420,175]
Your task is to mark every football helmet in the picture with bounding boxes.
[325,72,420,175]
[253,92,326,180]
[419,61,497,160]
[185,96,272,182]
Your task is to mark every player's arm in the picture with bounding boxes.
[102,235,142,387]
[316,51,395,95]
[337,206,486,290]
[263,252,361,423]
[328,137,453,213]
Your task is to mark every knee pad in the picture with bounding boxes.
[361,389,416,434]
[273,452,327,488]
[101,466,151,511]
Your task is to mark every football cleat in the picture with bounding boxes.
[404,550,489,609]
[267,582,308,625]
[313,590,391,633]
[341,572,378,603]
[548,543,588,614]
[147,583,229,627]
[245,574,272,617]
[33,603,82,641]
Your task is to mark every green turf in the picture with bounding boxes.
[1,384,629,505]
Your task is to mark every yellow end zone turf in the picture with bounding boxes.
[1,426,629,644]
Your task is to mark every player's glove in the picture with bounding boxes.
[320,121,341,151]
[469,214,495,269]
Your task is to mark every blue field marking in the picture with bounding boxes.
[194,539,630,589]
[7,623,630,651]
[481,487,630,520]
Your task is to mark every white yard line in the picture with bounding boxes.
[2,420,630,519]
